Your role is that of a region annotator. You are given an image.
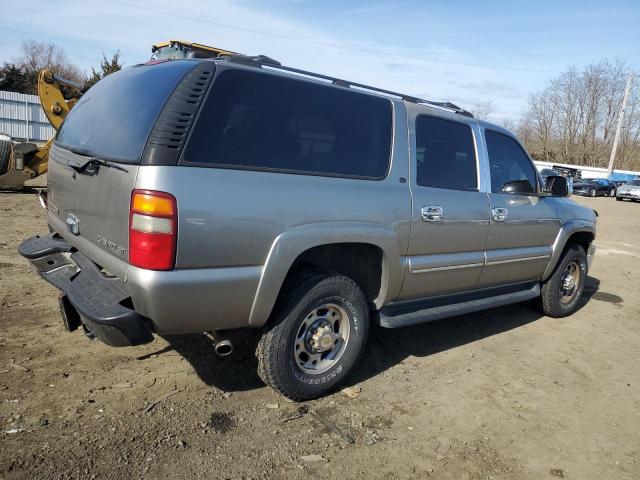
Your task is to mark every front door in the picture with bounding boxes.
[398,112,490,301]
[478,128,560,287]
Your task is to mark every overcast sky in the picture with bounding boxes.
[2,0,639,122]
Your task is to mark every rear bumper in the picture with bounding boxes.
[18,234,153,347]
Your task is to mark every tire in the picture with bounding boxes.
[616,196,622,201]
[256,271,369,400]
[540,244,587,318]
[609,189,615,197]
[590,189,596,197]
[0,140,11,175]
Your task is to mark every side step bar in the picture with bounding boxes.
[378,283,540,328]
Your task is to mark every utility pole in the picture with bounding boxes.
[606,72,634,176]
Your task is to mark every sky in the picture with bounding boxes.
[1,0,639,122]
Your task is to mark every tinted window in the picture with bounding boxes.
[56,60,196,162]
[415,116,477,190]
[485,130,537,193]
[184,70,392,178]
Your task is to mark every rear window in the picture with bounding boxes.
[56,60,197,163]
[183,69,392,179]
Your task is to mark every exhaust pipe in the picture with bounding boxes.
[214,339,233,357]
[204,332,234,357]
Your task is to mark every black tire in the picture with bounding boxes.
[256,271,369,400]
[616,196,623,201]
[540,244,587,318]
[0,140,11,175]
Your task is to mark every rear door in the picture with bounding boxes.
[398,110,490,301]
[478,128,560,287]
[47,60,198,277]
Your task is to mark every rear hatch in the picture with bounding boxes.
[47,60,198,275]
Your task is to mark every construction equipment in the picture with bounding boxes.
[0,40,236,190]
[0,69,79,190]
[150,40,237,60]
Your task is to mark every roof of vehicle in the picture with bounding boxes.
[211,54,476,119]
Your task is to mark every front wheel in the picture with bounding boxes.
[256,272,369,400]
[540,244,587,318]
[616,196,623,201]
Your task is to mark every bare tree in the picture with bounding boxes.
[519,59,639,171]
[13,39,83,94]
[470,99,494,120]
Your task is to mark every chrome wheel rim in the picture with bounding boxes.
[294,303,350,375]
[560,261,581,304]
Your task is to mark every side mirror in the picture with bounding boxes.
[544,175,569,196]
[501,179,534,195]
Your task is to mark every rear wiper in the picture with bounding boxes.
[67,157,129,173]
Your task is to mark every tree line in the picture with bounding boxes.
[0,39,122,98]
[515,59,639,172]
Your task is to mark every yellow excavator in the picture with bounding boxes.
[0,41,236,190]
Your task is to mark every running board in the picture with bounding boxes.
[378,284,540,328]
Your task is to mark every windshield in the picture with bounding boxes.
[56,60,197,162]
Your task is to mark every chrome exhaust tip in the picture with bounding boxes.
[214,339,233,357]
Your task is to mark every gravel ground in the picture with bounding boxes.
[1,189,639,480]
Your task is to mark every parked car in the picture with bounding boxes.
[18,56,597,399]
[572,178,617,197]
[616,180,640,202]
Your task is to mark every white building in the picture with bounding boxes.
[0,90,56,144]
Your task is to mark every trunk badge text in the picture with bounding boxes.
[66,214,80,236]
[97,235,126,257]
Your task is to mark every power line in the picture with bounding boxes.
[107,0,563,74]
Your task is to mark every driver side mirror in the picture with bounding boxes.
[544,175,569,197]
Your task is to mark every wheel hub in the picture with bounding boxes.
[310,324,336,352]
[559,260,581,304]
[562,272,576,290]
[294,303,351,375]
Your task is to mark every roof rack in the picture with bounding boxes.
[221,54,474,118]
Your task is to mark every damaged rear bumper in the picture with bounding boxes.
[18,234,153,347]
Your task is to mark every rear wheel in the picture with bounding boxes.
[256,271,369,400]
[540,244,587,318]
[590,189,596,197]
[609,188,615,197]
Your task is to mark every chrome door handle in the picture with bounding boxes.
[491,207,508,222]
[421,206,444,222]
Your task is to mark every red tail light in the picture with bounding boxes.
[129,190,177,270]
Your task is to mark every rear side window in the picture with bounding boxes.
[56,60,197,163]
[415,115,477,191]
[485,130,538,193]
[183,69,392,179]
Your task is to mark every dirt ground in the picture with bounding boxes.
[1,185,639,480]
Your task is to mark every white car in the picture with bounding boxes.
[616,180,640,202]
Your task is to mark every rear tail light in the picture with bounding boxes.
[129,190,177,270]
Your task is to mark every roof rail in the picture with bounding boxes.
[221,54,474,118]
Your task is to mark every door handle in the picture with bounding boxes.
[491,207,508,222]
[421,206,444,222]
